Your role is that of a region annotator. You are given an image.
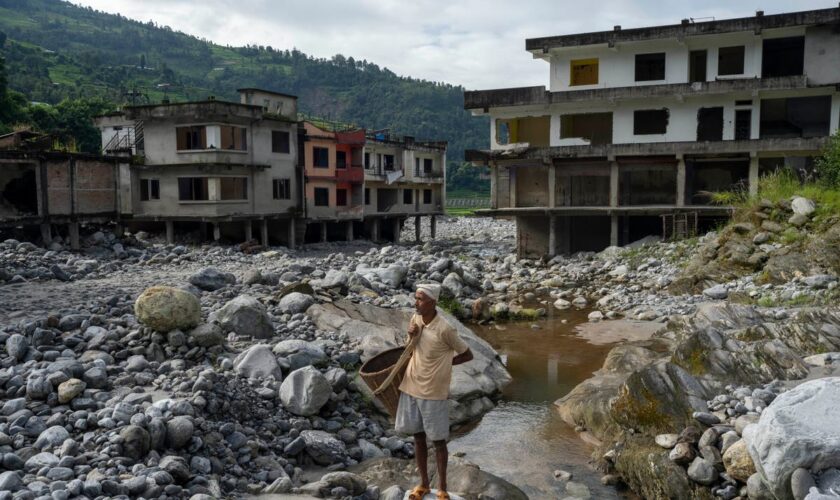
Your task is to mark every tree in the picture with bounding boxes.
[816,130,840,188]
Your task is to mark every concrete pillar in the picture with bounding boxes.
[346,221,354,242]
[261,219,269,246]
[68,222,80,250]
[213,223,221,242]
[548,164,556,208]
[414,216,421,243]
[287,218,296,249]
[320,222,327,243]
[548,216,557,256]
[610,215,619,247]
[676,158,686,207]
[40,224,52,245]
[609,161,619,207]
[165,220,175,244]
[490,162,497,209]
[430,216,437,239]
[510,168,517,208]
[749,156,759,197]
[372,219,380,243]
[392,219,401,244]
[244,221,253,242]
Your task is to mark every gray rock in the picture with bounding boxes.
[120,425,150,460]
[233,344,283,380]
[655,433,679,449]
[57,378,85,404]
[792,467,817,500]
[702,284,728,300]
[669,442,695,465]
[791,197,816,217]
[210,295,274,339]
[748,473,775,500]
[442,272,464,298]
[0,471,22,492]
[278,292,315,314]
[375,264,408,287]
[5,334,28,361]
[33,426,69,449]
[189,267,235,291]
[187,323,225,347]
[319,472,367,496]
[803,275,836,289]
[159,455,190,483]
[279,366,332,416]
[318,269,350,289]
[125,355,149,372]
[166,416,194,449]
[134,286,201,332]
[25,451,58,471]
[272,339,327,369]
[816,468,840,496]
[743,378,840,500]
[687,457,718,485]
[693,411,721,426]
[300,430,347,465]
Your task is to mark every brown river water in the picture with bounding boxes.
[450,308,647,499]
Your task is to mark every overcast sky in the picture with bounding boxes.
[72,0,837,90]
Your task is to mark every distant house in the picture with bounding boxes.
[465,7,840,257]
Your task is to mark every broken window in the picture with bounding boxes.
[176,126,206,150]
[735,109,752,140]
[313,147,329,168]
[423,189,432,204]
[560,113,613,145]
[495,116,550,146]
[633,109,669,135]
[336,188,347,206]
[762,37,804,78]
[219,126,247,151]
[635,53,666,81]
[424,158,433,173]
[364,152,371,169]
[619,164,677,205]
[336,150,347,169]
[314,187,329,206]
[178,177,209,201]
[403,189,413,204]
[140,179,160,201]
[220,177,248,200]
[364,188,370,205]
[689,50,707,83]
[272,178,291,200]
[271,130,290,153]
[718,46,745,76]
[697,107,724,141]
[760,96,832,138]
[384,154,395,171]
[570,58,599,86]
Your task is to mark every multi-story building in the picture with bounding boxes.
[95,89,301,246]
[300,122,365,242]
[465,7,840,257]
[362,132,446,242]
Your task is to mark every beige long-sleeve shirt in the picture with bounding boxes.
[399,313,469,401]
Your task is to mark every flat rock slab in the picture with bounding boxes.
[574,319,663,345]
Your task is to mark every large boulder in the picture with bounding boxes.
[134,286,201,333]
[743,378,840,500]
[278,292,315,314]
[187,323,225,347]
[188,267,236,291]
[233,344,283,380]
[279,366,332,416]
[210,295,274,339]
[300,430,347,465]
[272,339,327,370]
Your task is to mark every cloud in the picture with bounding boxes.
[71,0,836,89]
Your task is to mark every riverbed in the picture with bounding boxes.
[449,309,654,498]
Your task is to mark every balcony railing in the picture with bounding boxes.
[365,165,402,177]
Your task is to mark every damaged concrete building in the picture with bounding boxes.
[465,6,840,257]
[0,130,122,249]
[96,89,302,246]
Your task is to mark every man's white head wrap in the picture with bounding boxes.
[416,283,441,302]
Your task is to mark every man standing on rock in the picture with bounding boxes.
[396,283,473,500]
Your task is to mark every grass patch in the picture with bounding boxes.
[713,169,840,219]
[438,296,465,318]
[445,207,480,216]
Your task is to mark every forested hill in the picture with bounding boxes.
[0,0,489,170]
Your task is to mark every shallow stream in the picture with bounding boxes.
[450,309,642,499]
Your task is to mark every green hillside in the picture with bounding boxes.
[0,0,490,188]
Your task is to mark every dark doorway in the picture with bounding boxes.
[2,169,38,215]
[762,37,804,78]
[689,50,707,83]
[697,107,724,141]
[735,109,752,140]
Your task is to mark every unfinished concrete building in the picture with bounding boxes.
[96,89,301,246]
[465,6,840,257]
[0,135,122,249]
[362,132,446,243]
[300,123,365,243]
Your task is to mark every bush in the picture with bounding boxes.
[816,130,840,188]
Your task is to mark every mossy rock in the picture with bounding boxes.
[135,286,201,333]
